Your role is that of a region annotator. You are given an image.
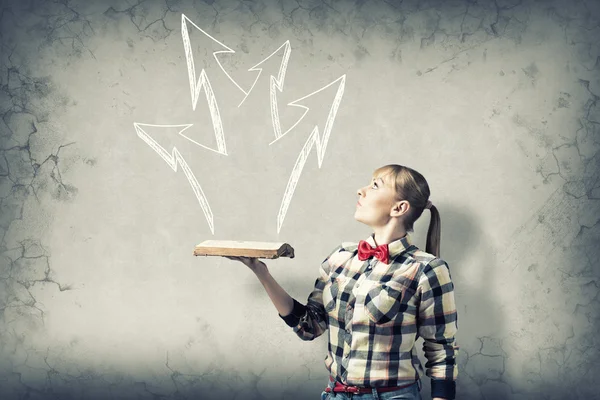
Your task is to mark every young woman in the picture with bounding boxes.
[226,164,459,400]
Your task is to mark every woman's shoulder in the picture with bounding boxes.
[319,241,359,271]
[408,247,437,263]
[340,241,359,252]
[322,241,359,257]
[406,247,450,269]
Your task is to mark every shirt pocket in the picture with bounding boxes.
[322,276,346,313]
[364,280,409,324]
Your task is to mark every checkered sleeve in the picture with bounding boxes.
[279,245,342,341]
[417,258,459,399]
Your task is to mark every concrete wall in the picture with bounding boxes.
[0,0,599,399]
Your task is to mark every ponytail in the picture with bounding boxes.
[425,205,441,257]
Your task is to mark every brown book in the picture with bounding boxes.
[193,240,295,259]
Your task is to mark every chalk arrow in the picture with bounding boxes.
[133,123,216,234]
[241,40,291,124]
[275,75,346,233]
[182,14,252,155]
[181,14,249,102]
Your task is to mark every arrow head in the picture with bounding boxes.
[248,41,291,88]
[281,74,346,165]
[181,14,237,110]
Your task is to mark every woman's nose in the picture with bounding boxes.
[357,187,364,196]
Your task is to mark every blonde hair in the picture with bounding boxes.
[373,164,441,257]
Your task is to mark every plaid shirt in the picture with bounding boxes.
[280,233,459,399]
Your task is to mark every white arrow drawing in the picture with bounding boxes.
[181,14,249,105]
[137,14,348,235]
[181,13,249,155]
[276,75,346,233]
[133,123,217,234]
[242,40,292,128]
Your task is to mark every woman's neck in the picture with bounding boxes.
[372,225,407,246]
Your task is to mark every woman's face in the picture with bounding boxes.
[354,172,399,227]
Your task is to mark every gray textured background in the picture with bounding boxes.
[1,0,599,399]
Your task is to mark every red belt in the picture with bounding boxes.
[325,380,417,394]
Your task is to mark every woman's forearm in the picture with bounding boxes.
[252,262,295,317]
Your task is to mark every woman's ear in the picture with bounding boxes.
[391,200,410,217]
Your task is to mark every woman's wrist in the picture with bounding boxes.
[251,260,269,277]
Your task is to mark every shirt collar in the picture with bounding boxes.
[365,233,412,259]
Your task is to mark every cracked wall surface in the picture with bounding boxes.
[0,0,599,399]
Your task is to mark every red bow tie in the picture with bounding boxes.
[358,240,389,264]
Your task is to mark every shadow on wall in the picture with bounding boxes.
[430,203,507,400]
[442,184,600,400]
